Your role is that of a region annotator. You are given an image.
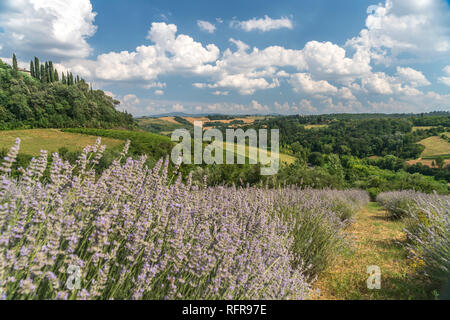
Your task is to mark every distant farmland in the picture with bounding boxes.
[0,129,123,156]
[418,136,450,157]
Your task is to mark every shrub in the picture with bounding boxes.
[404,194,450,293]
[279,188,369,276]
[377,191,450,294]
[376,191,419,219]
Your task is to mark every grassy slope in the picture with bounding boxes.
[313,202,436,300]
[418,136,450,157]
[211,140,297,165]
[0,129,123,156]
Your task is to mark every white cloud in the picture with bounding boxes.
[103,91,115,98]
[123,94,140,105]
[93,22,220,82]
[362,72,394,94]
[346,0,450,65]
[154,90,164,95]
[232,15,293,32]
[396,67,430,87]
[0,0,97,59]
[289,73,338,94]
[438,65,450,86]
[212,90,229,95]
[172,103,185,112]
[275,99,319,114]
[197,20,216,33]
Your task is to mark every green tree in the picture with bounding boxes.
[44,61,49,83]
[34,57,40,80]
[436,156,444,169]
[40,65,46,83]
[12,53,18,74]
[30,60,35,78]
[48,61,55,82]
[54,69,59,82]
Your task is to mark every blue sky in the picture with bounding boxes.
[0,0,449,115]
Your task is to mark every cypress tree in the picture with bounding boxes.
[61,72,66,84]
[34,57,40,80]
[30,60,35,78]
[44,62,49,83]
[12,53,18,73]
[40,65,46,83]
[48,61,54,82]
[54,69,59,82]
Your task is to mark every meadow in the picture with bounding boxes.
[418,136,450,157]
[0,129,123,156]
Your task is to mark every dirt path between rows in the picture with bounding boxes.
[312,202,433,299]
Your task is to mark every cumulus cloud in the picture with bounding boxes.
[197,20,216,33]
[438,65,450,86]
[396,67,430,87]
[0,0,97,59]
[289,73,338,94]
[123,94,140,105]
[346,0,450,65]
[154,90,164,95]
[231,15,293,32]
[93,22,219,82]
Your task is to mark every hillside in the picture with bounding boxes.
[0,58,135,130]
[0,129,123,156]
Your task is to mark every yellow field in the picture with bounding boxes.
[417,136,450,157]
[182,116,262,126]
[0,129,123,156]
[304,124,328,129]
[411,126,438,132]
[210,141,296,165]
[406,158,450,168]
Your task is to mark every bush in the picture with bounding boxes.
[376,191,419,219]
[403,194,450,293]
[377,191,450,295]
[279,188,369,276]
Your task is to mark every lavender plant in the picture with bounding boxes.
[278,188,369,275]
[376,190,420,219]
[377,191,450,292]
[0,138,369,300]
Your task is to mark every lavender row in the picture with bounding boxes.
[0,138,368,300]
[377,191,449,291]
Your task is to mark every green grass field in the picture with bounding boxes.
[314,202,436,300]
[417,136,450,157]
[210,140,297,165]
[0,129,124,156]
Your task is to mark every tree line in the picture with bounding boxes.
[12,53,87,86]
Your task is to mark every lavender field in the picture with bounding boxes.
[0,138,372,300]
[377,191,450,290]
